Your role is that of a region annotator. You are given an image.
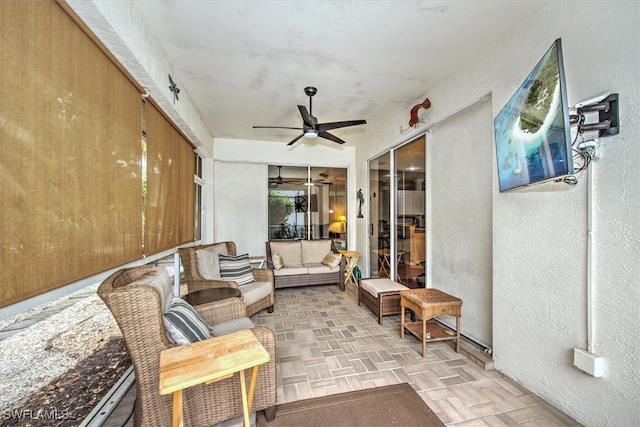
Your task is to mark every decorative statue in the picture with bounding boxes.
[357,189,364,218]
[408,97,431,127]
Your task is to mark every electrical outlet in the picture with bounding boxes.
[573,348,604,377]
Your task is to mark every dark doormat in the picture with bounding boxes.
[256,383,445,427]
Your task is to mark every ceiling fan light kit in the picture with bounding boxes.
[254,86,367,146]
[304,130,318,139]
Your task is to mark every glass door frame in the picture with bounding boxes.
[367,132,427,285]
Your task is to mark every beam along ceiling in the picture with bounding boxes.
[131,1,548,147]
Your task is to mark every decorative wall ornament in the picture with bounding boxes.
[408,97,431,127]
[168,74,180,104]
[294,195,308,213]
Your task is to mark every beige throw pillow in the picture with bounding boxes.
[195,243,228,279]
[321,252,342,269]
[272,252,284,270]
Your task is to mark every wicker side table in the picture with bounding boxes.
[400,288,462,357]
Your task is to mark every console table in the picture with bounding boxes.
[159,329,270,427]
[400,288,462,357]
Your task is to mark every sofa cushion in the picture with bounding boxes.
[306,263,337,274]
[239,281,272,307]
[163,297,212,345]
[219,253,255,285]
[210,317,255,337]
[128,267,174,313]
[272,252,284,270]
[270,241,302,266]
[322,252,342,270]
[195,243,228,280]
[301,240,332,264]
[273,266,308,276]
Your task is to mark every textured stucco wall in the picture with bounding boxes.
[429,100,494,347]
[358,1,639,425]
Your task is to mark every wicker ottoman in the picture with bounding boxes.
[358,278,409,324]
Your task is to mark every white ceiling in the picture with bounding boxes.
[131,0,548,147]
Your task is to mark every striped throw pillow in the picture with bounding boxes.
[219,253,255,285]
[163,297,212,345]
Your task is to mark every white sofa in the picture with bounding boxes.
[265,240,346,290]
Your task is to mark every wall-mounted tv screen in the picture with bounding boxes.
[493,38,573,192]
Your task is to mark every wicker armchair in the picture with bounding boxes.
[98,265,277,427]
[179,242,275,316]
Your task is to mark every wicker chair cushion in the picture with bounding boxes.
[239,281,273,306]
[219,253,255,285]
[162,297,212,345]
[301,240,332,264]
[195,243,229,279]
[127,267,174,313]
[209,317,255,336]
[321,252,342,269]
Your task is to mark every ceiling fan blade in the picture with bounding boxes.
[318,131,346,145]
[316,119,367,132]
[297,105,316,129]
[253,126,303,130]
[287,134,305,146]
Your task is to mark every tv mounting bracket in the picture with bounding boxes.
[570,92,619,138]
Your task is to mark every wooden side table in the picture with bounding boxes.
[159,329,270,427]
[338,250,362,285]
[400,288,462,357]
[377,248,405,280]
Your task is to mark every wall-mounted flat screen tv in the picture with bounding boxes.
[493,38,573,192]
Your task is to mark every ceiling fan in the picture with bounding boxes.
[269,166,302,187]
[253,86,367,146]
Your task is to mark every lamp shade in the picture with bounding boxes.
[338,215,347,223]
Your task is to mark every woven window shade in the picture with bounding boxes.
[0,1,143,308]
[144,102,195,255]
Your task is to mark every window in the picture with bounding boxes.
[267,165,347,249]
[194,154,203,241]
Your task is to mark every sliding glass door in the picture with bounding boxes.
[267,165,347,249]
[368,136,425,286]
[368,153,391,278]
[394,136,426,286]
